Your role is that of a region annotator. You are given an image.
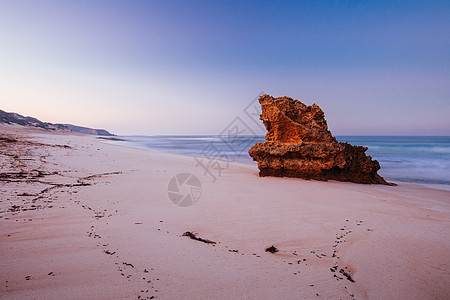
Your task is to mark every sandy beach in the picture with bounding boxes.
[1,125,449,299]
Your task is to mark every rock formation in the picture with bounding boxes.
[248,94,392,185]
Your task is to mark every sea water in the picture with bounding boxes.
[339,136,450,189]
[114,135,450,190]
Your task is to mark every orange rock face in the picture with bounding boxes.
[248,94,392,185]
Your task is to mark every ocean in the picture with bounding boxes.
[112,135,450,190]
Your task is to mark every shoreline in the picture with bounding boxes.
[104,135,450,192]
[1,126,449,299]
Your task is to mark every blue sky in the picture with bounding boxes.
[0,0,449,135]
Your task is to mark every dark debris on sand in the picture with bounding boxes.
[181,231,216,244]
[265,245,279,253]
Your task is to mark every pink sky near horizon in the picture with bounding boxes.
[0,1,449,136]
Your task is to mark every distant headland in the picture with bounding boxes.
[0,109,114,136]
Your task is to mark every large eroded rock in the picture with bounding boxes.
[248,94,392,185]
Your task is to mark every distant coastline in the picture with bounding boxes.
[0,109,114,136]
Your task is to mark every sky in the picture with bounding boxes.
[0,0,449,135]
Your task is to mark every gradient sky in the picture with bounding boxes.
[1,0,449,135]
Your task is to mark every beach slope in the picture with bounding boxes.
[1,125,449,299]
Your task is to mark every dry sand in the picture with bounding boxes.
[1,124,449,299]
